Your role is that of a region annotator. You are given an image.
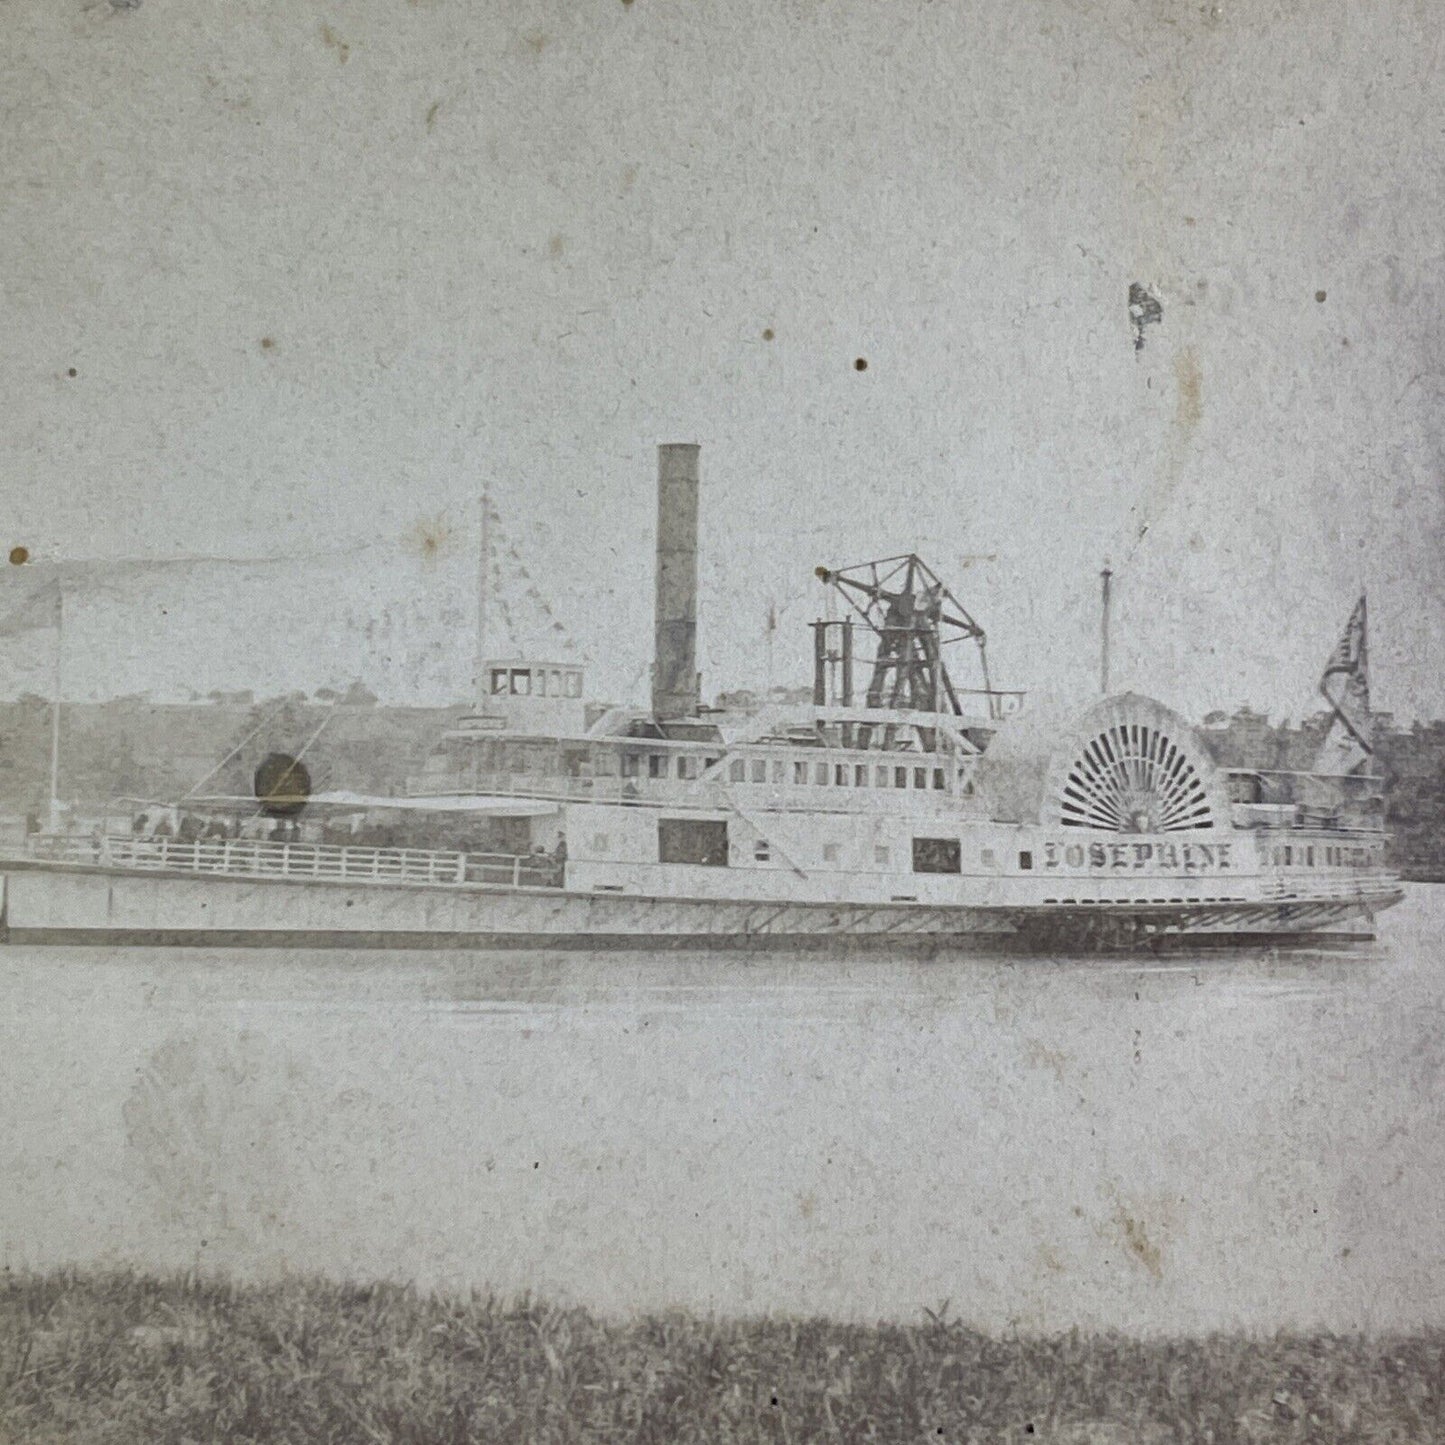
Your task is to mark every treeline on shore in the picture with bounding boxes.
[0,695,1441,877]
[1,1270,1441,1444]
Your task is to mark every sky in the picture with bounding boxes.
[2,0,1443,722]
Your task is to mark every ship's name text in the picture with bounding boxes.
[1041,839,1232,872]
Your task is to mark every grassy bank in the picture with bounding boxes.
[0,1271,1440,1443]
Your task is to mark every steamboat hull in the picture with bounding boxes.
[0,861,1401,951]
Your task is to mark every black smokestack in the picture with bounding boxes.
[652,443,700,718]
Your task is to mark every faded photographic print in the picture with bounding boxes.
[2,1,1443,1440]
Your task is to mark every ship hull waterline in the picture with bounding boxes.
[0,861,1402,952]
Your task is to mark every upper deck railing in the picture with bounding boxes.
[26,834,563,889]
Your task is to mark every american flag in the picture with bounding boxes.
[1318,595,1371,759]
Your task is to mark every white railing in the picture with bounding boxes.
[404,771,981,816]
[28,834,562,890]
[1258,869,1401,903]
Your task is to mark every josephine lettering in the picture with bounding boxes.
[1041,839,1232,871]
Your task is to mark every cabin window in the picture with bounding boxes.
[658,818,729,867]
[875,845,890,865]
[490,669,508,694]
[835,764,849,786]
[855,765,869,788]
[648,754,666,779]
[914,767,928,790]
[823,843,841,863]
[510,669,531,695]
[550,669,563,696]
[730,759,746,782]
[815,762,829,786]
[621,752,641,778]
[933,769,946,791]
[565,672,582,698]
[981,848,997,868]
[750,759,767,784]
[772,760,787,784]
[754,840,771,862]
[1306,846,1315,866]
[895,767,908,789]
[677,756,696,780]
[592,833,609,852]
[875,766,889,788]
[793,761,809,785]
[1018,850,1033,871]
[913,837,961,874]
[704,756,720,773]
[1284,846,1293,866]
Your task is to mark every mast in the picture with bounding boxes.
[474,486,490,703]
[1100,564,1113,695]
[48,584,62,832]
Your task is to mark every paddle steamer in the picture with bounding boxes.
[0,445,1401,947]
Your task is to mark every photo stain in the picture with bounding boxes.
[548,234,565,259]
[408,517,453,563]
[67,367,78,378]
[854,357,868,371]
[1174,347,1203,436]
[260,337,275,351]
[523,31,549,55]
[9,546,29,566]
[1115,1209,1164,1279]
[762,328,775,341]
[1316,290,1328,303]
[425,101,441,132]
[320,23,351,64]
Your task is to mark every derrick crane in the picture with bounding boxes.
[813,554,993,716]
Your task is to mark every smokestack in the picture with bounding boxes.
[652,443,700,718]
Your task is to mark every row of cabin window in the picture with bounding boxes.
[632,822,1007,873]
[620,753,722,780]
[727,757,957,792]
[1272,843,1380,867]
[489,666,583,699]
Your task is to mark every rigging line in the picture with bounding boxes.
[177,698,293,801]
[21,542,392,573]
[483,503,583,659]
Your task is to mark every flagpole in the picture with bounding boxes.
[1099,564,1113,695]
[474,486,490,703]
[48,585,63,832]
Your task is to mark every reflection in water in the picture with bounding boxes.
[1,891,1441,1333]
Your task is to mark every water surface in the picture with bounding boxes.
[3,891,1442,1333]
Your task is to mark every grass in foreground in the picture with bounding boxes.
[0,1271,1440,1443]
